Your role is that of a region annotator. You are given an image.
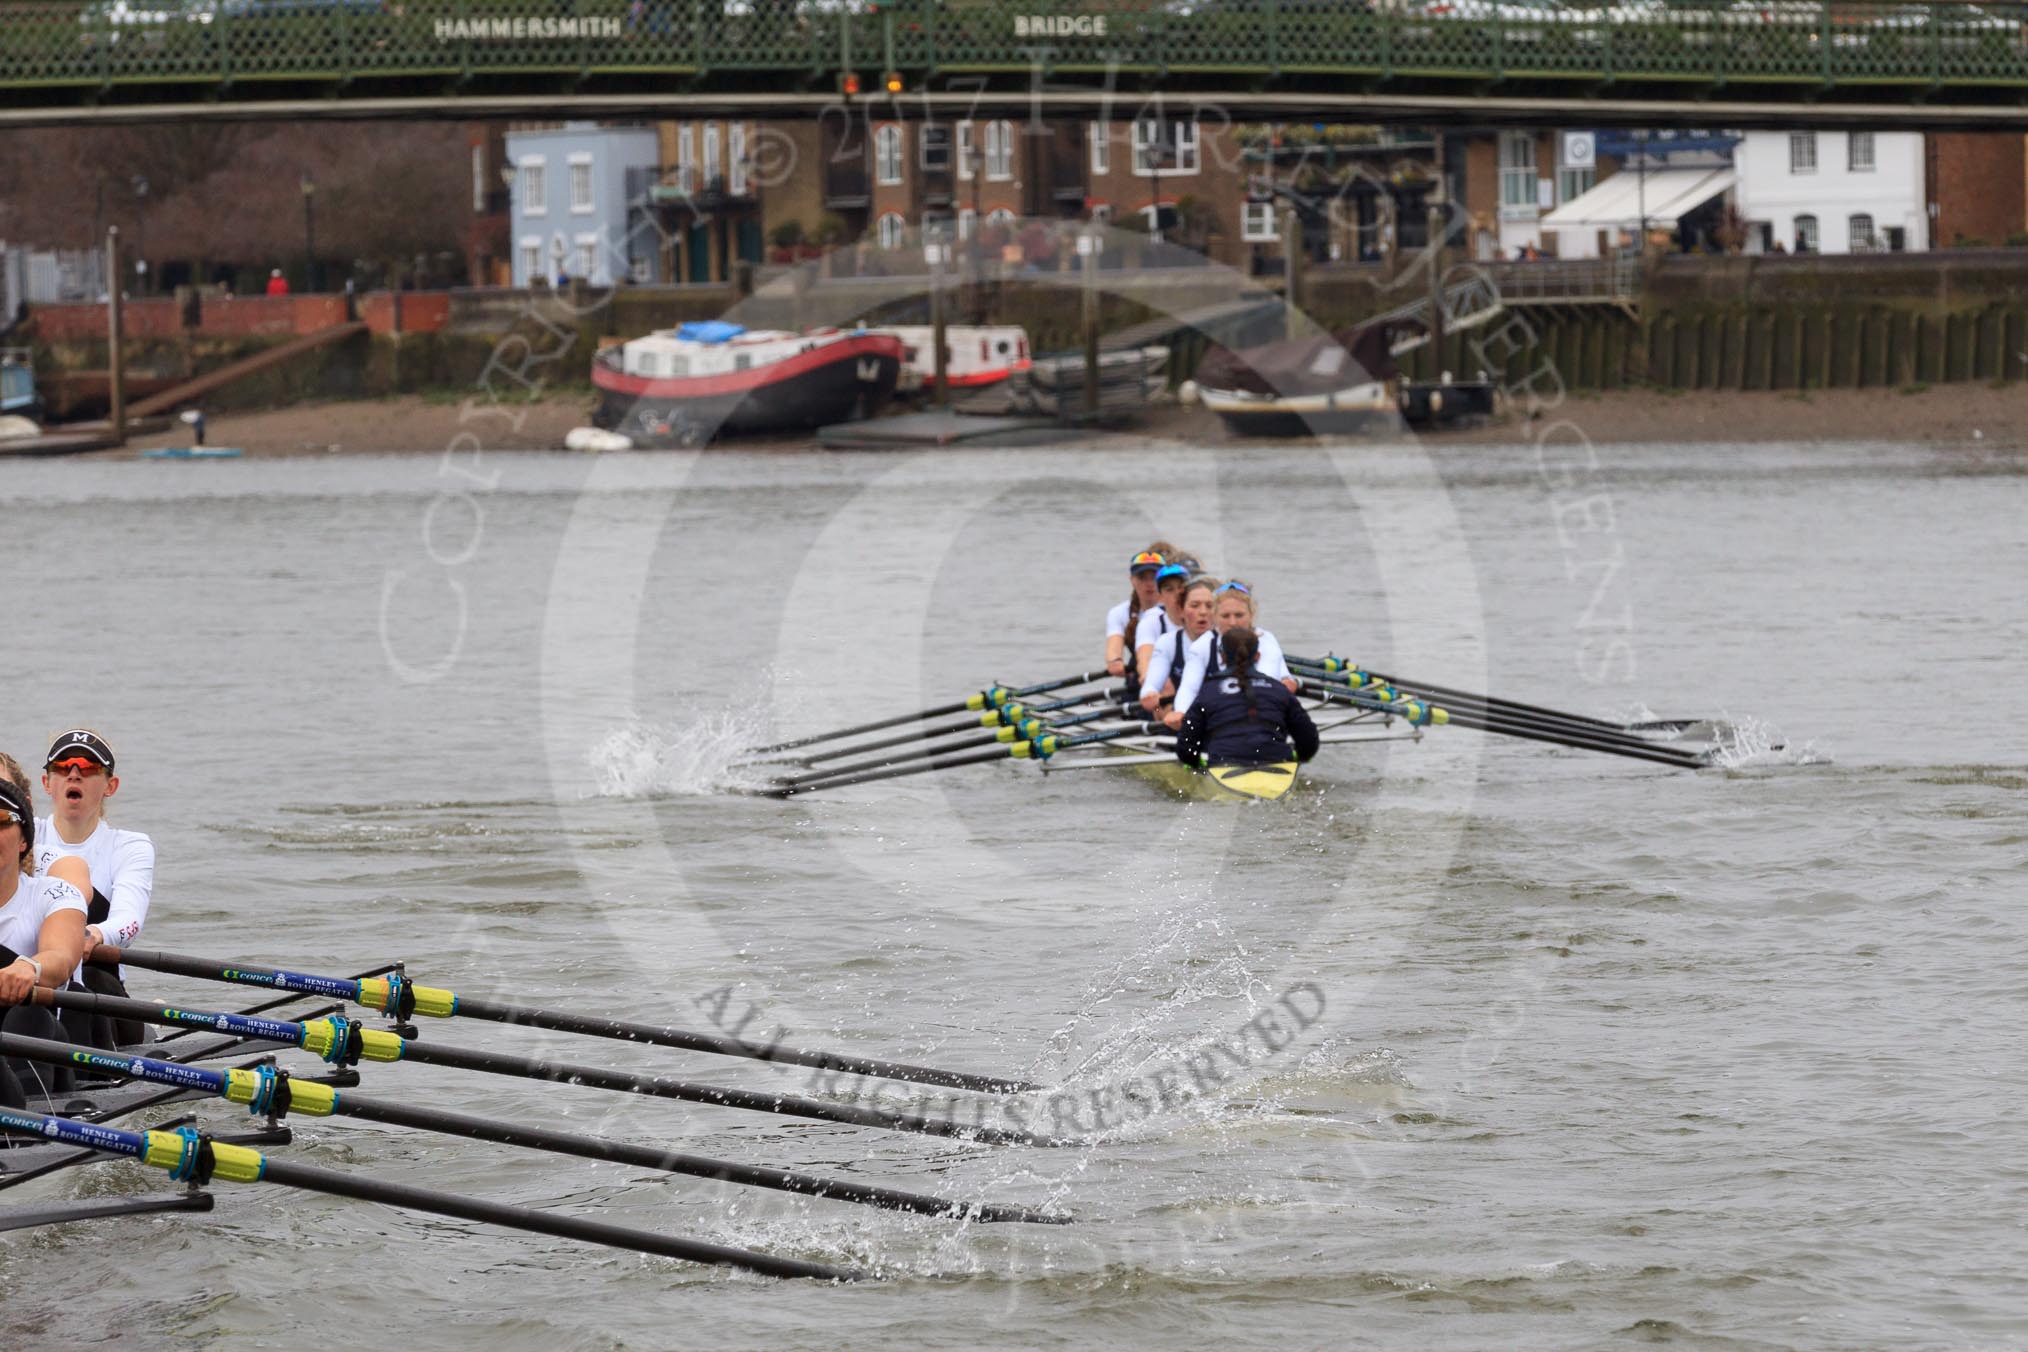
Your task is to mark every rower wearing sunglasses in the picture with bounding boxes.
[1137,575,1221,718]
[0,774,90,1109]
[1106,549,1168,698]
[1155,580,1298,731]
[37,729,154,1045]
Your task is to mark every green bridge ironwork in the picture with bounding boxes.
[9,0,2028,125]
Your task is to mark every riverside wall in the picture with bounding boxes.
[26,251,2028,414]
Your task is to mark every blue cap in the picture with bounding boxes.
[1155,564,1190,583]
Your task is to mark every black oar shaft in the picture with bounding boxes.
[789,690,1114,767]
[253,1156,859,1279]
[770,706,1123,790]
[449,993,1038,1094]
[768,743,1028,797]
[99,947,1034,1095]
[40,989,1049,1147]
[398,1038,1043,1145]
[1299,684,1700,768]
[1288,657,1631,734]
[0,1033,1060,1224]
[334,1093,1061,1224]
[749,670,1106,755]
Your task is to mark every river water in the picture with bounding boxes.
[1,436,2022,1348]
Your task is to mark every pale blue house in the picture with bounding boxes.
[506,123,663,286]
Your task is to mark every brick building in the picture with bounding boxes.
[1927,132,2028,248]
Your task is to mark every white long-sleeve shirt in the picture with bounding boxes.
[35,817,155,949]
[1132,605,1179,656]
[1172,628,1292,716]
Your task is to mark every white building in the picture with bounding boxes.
[505,123,662,286]
[1732,130,1925,255]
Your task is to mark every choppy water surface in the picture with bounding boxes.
[2,439,2024,1348]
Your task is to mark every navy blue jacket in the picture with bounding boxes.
[1174,672,1320,768]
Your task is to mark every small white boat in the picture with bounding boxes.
[875,325,1031,393]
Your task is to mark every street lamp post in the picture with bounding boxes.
[300,174,317,292]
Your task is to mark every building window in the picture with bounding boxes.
[730,123,748,195]
[1848,213,1875,252]
[877,212,906,249]
[986,207,1017,233]
[574,234,598,279]
[985,120,1015,180]
[1848,131,1875,172]
[519,238,540,281]
[1556,138,1594,205]
[956,121,974,179]
[920,123,952,173]
[1089,202,1112,224]
[1794,213,1819,252]
[1499,132,1535,216]
[1789,132,1817,174]
[1089,122,1109,175]
[520,158,546,215]
[676,125,695,194]
[1242,200,1276,241]
[875,125,903,185]
[958,208,976,240]
[569,156,594,214]
[703,123,722,185]
[471,143,486,213]
[1133,118,1198,175]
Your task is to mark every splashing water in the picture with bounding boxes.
[1710,712,1832,769]
[586,706,773,797]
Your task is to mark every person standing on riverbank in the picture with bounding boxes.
[265,268,290,296]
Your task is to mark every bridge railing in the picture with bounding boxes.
[8,1,2028,95]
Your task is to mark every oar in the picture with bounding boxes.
[1290,660,1671,753]
[156,961,402,1044]
[0,1107,860,1281]
[769,688,1118,768]
[91,946,1034,1095]
[0,1033,1065,1225]
[36,989,1052,1146]
[747,670,1109,755]
[1298,682,1705,769]
[1289,655,1661,738]
[769,724,1156,798]
[766,705,1130,792]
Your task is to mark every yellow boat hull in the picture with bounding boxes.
[1132,758,1300,802]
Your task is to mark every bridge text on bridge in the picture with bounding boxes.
[1013,15,1109,37]
[433,16,625,42]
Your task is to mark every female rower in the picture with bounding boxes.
[0,774,90,1110]
[1139,575,1221,716]
[1105,550,1167,693]
[1131,563,1192,690]
[1159,581,1300,729]
[1173,627,1320,772]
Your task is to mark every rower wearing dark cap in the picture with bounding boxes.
[1173,627,1321,773]
[1106,550,1167,698]
[38,728,153,1045]
[0,773,90,1109]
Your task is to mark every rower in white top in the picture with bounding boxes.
[1139,574,1221,718]
[36,728,153,1045]
[1105,549,1169,697]
[0,771,91,1108]
[1158,581,1298,730]
[1131,563,1192,690]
